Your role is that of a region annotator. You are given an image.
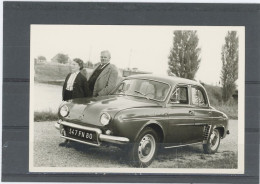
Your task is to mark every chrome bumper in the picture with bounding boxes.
[55,121,129,146]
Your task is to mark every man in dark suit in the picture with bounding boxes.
[62,58,91,101]
[88,50,118,97]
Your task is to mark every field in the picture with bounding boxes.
[34,62,93,84]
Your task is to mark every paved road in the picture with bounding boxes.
[33,120,238,168]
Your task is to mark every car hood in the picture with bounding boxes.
[62,95,161,126]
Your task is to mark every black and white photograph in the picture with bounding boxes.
[29,25,245,173]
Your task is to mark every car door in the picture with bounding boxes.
[190,85,212,142]
[165,85,198,146]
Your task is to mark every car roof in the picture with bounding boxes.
[126,74,202,87]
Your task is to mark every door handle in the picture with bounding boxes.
[208,111,212,115]
[189,110,195,115]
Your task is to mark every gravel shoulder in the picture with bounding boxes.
[33,120,238,168]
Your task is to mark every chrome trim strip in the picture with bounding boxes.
[122,116,226,122]
[60,121,102,134]
[122,116,194,121]
[60,136,100,147]
[99,134,129,144]
[170,123,196,126]
[195,123,208,126]
[55,122,60,130]
[164,142,202,149]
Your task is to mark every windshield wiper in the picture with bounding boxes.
[134,90,151,100]
[114,91,127,96]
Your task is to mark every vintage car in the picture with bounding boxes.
[55,74,229,167]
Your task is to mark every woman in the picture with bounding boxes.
[62,58,91,101]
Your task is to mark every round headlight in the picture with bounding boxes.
[100,113,111,126]
[60,105,69,117]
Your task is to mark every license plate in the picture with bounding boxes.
[65,126,98,144]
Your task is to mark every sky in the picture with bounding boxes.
[31,25,244,85]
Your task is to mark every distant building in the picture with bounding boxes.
[122,68,152,77]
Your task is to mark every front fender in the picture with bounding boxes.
[112,107,168,142]
[134,120,166,142]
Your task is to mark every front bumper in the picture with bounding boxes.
[55,121,129,146]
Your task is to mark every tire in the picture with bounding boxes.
[129,127,159,167]
[203,128,220,154]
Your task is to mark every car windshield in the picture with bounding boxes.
[111,78,171,101]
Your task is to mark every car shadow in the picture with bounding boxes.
[59,141,205,167]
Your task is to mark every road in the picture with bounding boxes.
[33,120,238,168]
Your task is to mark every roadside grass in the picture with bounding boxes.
[177,151,238,168]
[204,84,238,119]
[34,110,58,122]
[213,104,238,119]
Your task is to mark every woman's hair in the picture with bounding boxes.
[73,58,84,70]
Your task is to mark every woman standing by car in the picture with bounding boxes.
[62,58,91,101]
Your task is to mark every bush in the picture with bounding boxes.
[204,84,222,106]
[203,84,238,119]
[34,110,58,122]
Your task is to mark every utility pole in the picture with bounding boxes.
[88,45,92,62]
[128,49,132,69]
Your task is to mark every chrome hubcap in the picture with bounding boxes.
[210,129,219,150]
[138,134,156,163]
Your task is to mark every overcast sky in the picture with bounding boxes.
[31,25,244,85]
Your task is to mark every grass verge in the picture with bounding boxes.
[214,104,238,119]
[154,150,237,168]
[34,110,58,122]
[177,151,238,168]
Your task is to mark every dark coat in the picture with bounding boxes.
[88,64,118,97]
[62,72,91,101]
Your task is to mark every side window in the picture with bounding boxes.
[191,87,207,106]
[169,86,188,104]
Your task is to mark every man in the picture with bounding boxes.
[88,50,118,97]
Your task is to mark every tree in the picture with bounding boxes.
[51,53,69,64]
[84,61,94,68]
[37,55,47,62]
[220,31,238,102]
[168,30,201,80]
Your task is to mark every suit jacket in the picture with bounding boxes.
[62,72,91,100]
[89,63,118,96]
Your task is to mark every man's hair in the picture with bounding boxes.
[101,50,111,59]
[73,58,84,70]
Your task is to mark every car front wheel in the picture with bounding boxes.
[130,127,158,167]
[203,128,220,154]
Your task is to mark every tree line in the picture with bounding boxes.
[35,54,96,69]
[168,30,238,103]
